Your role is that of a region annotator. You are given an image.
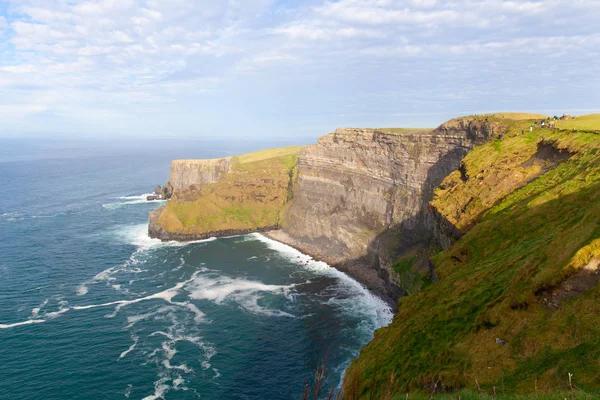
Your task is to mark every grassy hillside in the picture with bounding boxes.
[489,112,548,120]
[555,114,600,132]
[343,115,600,398]
[156,146,302,234]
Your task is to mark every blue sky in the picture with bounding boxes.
[0,0,599,140]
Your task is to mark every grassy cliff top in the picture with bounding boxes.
[156,146,301,235]
[234,146,304,165]
[172,146,303,165]
[555,113,600,131]
[485,112,548,120]
[344,117,600,398]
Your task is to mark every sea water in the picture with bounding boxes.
[0,140,392,400]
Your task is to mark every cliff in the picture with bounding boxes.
[148,146,302,240]
[149,118,507,301]
[169,158,232,191]
[147,114,600,397]
[273,119,506,300]
[343,116,600,398]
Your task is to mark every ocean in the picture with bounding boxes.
[0,139,392,400]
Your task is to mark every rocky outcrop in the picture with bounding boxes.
[276,118,506,300]
[169,158,232,191]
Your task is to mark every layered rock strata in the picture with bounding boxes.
[169,158,232,191]
[275,119,506,301]
[149,119,505,302]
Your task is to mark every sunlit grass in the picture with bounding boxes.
[343,117,600,399]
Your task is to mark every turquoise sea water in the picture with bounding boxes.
[0,142,392,400]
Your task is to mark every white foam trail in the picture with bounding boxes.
[143,377,169,400]
[0,319,45,329]
[125,306,177,328]
[77,224,215,297]
[73,272,199,312]
[119,193,155,200]
[119,334,139,359]
[124,384,132,398]
[186,274,295,318]
[1,273,202,329]
[103,194,165,210]
[145,330,216,398]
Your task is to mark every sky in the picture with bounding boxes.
[0,0,599,140]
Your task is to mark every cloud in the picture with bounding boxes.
[0,0,598,136]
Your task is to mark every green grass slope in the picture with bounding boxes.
[156,146,302,235]
[343,116,600,398]
[555,114,600,132]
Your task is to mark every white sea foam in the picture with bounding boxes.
[186,274,295,318]
[76,224,215,297]
[251,233,393,327]
[2,272,202,329]
[119,333,139,359]
[0,319,45,329]
[119,194,155,200]
[103,193,166,210]
[142,377,170,400]
[124,384,132,398]
[117,223,217,250]
[144,329,216,399]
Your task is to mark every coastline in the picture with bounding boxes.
[263,230,398,310]
[149,213,397,310]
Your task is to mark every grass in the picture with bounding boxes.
[489,113,548,120]
[156,146,302,234]
[235,146,304,165]
[343,116,600,399]
[554,114,600,132]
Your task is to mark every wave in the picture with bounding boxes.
[119,333,139,359]
[251,233,393,328]
[1,272,203,329]
[0,319,45,329]
[77,224,215,298]
[119,194,155,200]
[102,193,165,210]
[116,223,217,251]
[186,273,296,318]
[143,323,216,399]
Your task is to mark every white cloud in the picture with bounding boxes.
[0,0,598,136]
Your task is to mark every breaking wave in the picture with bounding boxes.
[102,193,165,210]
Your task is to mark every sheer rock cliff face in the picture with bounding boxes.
[149,118,505,303]
[169,158,232,191]
[277,119,505,301]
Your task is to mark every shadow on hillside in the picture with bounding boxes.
[334,146,472,306]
